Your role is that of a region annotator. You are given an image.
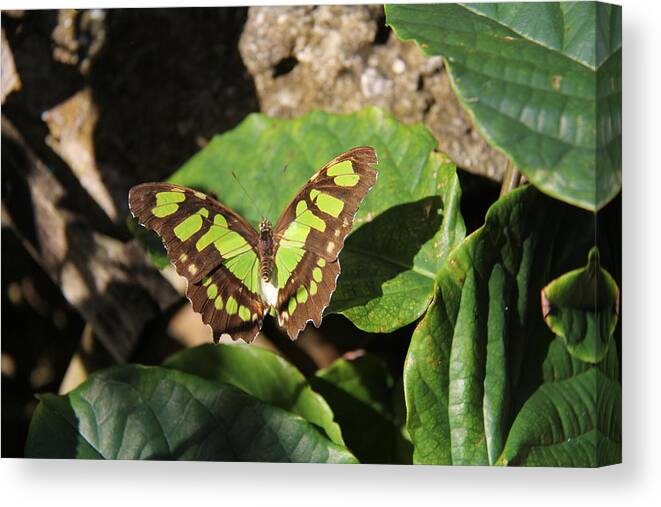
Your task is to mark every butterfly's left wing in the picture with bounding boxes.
[129,183,267,343]
[272,146,378,339]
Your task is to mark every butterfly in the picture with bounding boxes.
[129,146,378,343]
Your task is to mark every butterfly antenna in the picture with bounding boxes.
[231,171,267,221]
[261,163,289,221]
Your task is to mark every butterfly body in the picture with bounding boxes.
[257,219,276,283]
[129,146,377,343]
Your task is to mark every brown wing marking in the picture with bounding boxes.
[128,182,259,285]
[129,182,266,342]
[271,146,377,339]
[186,257,267,343]
[273,146,378,262]
[275,251,341,340]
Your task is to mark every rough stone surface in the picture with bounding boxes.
[51,9,107,74]
[42,88,118,221]
[239,5,506,179]
[1,28,22,103]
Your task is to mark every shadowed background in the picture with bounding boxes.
[1,6,501,457]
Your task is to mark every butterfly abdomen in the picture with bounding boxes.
[260,253,274,281]
[258,220,275,282]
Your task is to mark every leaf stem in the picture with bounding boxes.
[500,158,521,198]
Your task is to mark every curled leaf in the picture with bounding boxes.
[541,247,620,364]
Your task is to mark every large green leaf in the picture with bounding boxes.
[329,159,464,331]
[310,354,412,464]
[385,3,621,211]
[542,247,620,363]
[25,365,356,463]
[404,185,599,465]
[542,335,619,384]
[163,343,344,446]
[139,107,465,333]
[498,369,621,467]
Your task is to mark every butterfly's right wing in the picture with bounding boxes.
[271,147,378,339]
[129,183,267,342]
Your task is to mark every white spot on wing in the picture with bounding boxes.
[326,241,335,254]
[260,278,278,306]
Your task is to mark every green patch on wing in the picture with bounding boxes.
[313,192,344,217]
[152,190,185,217]
[173,208,208,241]
[224,252,260,295]
[195,214,229,252]
[275,245,305,289]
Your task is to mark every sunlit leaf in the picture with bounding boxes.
[164,343,344,445]
[386,3,621,211]
[404,185,599,465]
[25,365,356,463]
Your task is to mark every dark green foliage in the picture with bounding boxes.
[403,186,620,466]
[26,364,357,462]
[386,2,621,211]
[310,354,413,464]
[542,248,620,363]
[27,3,621,466]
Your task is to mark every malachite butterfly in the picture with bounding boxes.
[129,146,378,343]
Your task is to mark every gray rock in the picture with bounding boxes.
[239,5,506,180]
[2,28,22,104]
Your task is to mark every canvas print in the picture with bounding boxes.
[2,2,621,466]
